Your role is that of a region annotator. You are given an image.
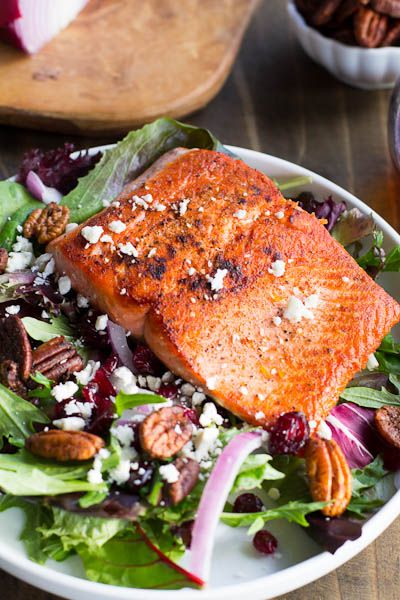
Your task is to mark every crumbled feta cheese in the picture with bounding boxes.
[367,353,379,370]
[233,209,247,219]
[239,386,248,395]
[162,371,174,383]
[188,267,196,276]
[342,276,350,283]
[58,275,71,295]
[118,242,138,257]
[317,420,333,440]
[206,376,218,390]
[95,314,108,331]
[13,236,33,253]
[102,199,111,208]
[110,366,138,394]
[87,448,110,484]
[255,411,265,420]
[100,234,114,244]
[5,305,20,315]
[147,248,157,258]
[75,360,100,385]
[53,416,85,431]
[272,316,282,326]
[268,487,280,500]
[308,420,317,430]
[77,294,90,309]
[304,293,320,309]
[108,220,126,233]
[41,310,49,319]
[270,368,277,375]
[153,203,166,211]
[199,402,223,427]
[268,259,286,277]
[147,375,161,392]
[6,251,33,272]
[51,381,79,402]
[207,268,228,292]
[179,198,190,216]
[65,223,78,233]
[193,426,219,462]
[81,225,104,244]
[64,400,93,419]
[192,391,206,406]
[159,463,180,483]
[109,460,131,485]
[112,424,135,447]
[181,382,196,396]
[283,295,315,323]
[275,211,285,219]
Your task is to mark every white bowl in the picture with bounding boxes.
[0,144,400,600]
[287,0,400,90]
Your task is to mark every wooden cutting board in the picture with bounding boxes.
[0,0,257,136]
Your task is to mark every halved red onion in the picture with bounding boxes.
[188,430,265,583]
[0,0,88,54]
[26,171,62,205]
[107,320,136,373]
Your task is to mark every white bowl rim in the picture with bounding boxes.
[0,143,399,600]
[288,0,400,56]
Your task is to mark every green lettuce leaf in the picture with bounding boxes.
[347,456,392,517]
[357,230,384,271]
[78,523,197,590]
[115,391,166,416]
[0,181,43,250]
[230,454,283,494]
[375,334,400,375]
[0,383,49,448]
[62,118,226,223]
[221,500,327,534]
[331,208,374,246]
[340,375,400,408]
[22,315,75,343]
[37,506,127,552]
[0,450,106,495]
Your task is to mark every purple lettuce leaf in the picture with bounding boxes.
[326,403,380,468]
[294,192,346,231]
[17,144,102,195]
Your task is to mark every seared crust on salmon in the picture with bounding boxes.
[50,149,400,425]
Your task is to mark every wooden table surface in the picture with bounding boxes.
[0,1,399,598]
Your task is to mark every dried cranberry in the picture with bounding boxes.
[253,530,278,555]
[132,345,161,375]
[233,493,264,513]
[382,447,400,471]
[125,461,154,493]
[76,311,111,351]
[183,407,200,426]
[269,411,310,455]
[88,396,115,436]
[158,382,178,400]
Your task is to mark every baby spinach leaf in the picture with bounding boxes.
[115,391,166,416]
[62,118,227,223]
[22,315,75,342]
[340,378,400,408]
[0,181,43,250]
[0,383,49,448]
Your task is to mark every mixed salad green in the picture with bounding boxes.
[0,118,399,589]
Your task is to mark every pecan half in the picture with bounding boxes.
[305,437,352,517]
[0,360,28,397]
[310,0,344,26]
[32,336,83,382]
[26,429,104,461]
[23,203,70,245]
[382,20,400,44]
[371,0,400,17]
[0,248,8,275]
[166,457,200,505]
[0,316,32,380]
[354,6,388,47]
[139,406,193,459]
[375,405,400,448]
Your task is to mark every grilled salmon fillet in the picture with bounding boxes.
[50,149,400,426]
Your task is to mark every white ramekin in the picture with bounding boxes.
[287,0,400,90]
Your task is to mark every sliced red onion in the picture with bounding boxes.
[0,0,88,54]
[107,320,136,373]
[188,430,264,583]
[0,271,36,286]
[26,171,62,205]
[326,402,379,468]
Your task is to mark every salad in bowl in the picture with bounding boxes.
[0,119,399,592]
